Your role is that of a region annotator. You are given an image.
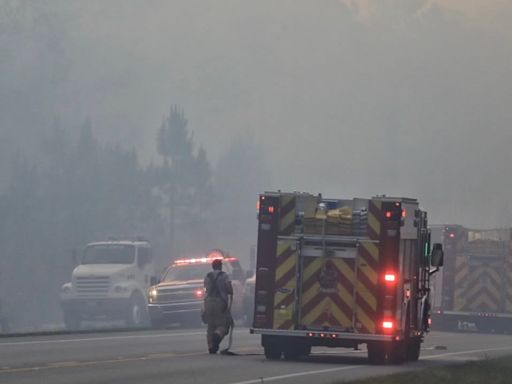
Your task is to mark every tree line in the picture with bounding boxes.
[0,105,270,330]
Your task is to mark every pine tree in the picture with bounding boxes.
[154,105,213,257]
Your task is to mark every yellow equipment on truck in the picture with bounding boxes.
[250,192,443,364]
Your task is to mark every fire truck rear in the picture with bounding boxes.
[431,226,512,332]
[250,192,443,364]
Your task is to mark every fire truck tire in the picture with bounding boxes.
[389,342,407,364]
[406,339,421,361]
[367,343,386,365]
[63,311,81,330]
[283,344,311,360]
[264,344,282,360]
[475,320,496,333]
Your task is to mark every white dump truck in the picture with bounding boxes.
[60,239,155,329]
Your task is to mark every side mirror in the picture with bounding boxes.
[245,270,255,280]
[431,243,444,267]
[150,276,160,286]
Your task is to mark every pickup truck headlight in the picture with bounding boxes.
[148,288,158,303]
[61,284,72,295]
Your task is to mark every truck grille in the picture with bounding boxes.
[75,276,110,297]
[155,288,198,304]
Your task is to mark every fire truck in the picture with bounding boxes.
[431,225,512,332]
[250,192,443,364]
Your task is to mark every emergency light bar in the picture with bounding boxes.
[173,256,238,265]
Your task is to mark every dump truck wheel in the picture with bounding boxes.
[126,293,147,327]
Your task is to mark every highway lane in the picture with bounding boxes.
[2,329,512,384]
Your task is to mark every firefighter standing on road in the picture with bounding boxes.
[203,259,233,354]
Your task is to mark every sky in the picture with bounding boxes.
[1,0,512,229]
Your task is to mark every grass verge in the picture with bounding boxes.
[340,355,512,384]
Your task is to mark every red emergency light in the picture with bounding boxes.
[174,257,209,264]
[174,254,239,266]
[449,233,455,238]
[384,273,397,283]
[382,321,394,330]
[195,289,204,298]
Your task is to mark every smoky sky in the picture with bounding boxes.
[2,0,512,228]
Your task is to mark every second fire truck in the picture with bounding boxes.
[431,225,512,332]
[250,192,443,364]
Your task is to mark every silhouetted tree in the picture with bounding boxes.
[154,105,213,257]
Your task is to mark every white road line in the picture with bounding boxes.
[228,365,360,384]
[0,330,229,347]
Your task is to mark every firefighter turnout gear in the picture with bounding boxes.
[204,261,233,354]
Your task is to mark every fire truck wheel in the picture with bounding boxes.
[389,341,407,364]
[264,344,282,360]
[406,339,421,361]
[367,343,386,365]
[283,344,311,360]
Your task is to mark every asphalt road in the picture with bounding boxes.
[2,328,512,384]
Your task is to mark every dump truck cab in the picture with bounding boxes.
[250,192,442,364]
[60,239,155,329]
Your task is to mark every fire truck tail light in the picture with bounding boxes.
[449,233,455,238]
[382,321,394,330]
[268,206,275,214]
[384,273,396,283]
[385,211,392,219]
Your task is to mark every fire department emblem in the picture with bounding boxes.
[318,260,339,293]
